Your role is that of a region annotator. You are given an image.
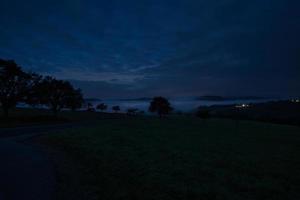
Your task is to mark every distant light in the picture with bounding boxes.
[235,104,250,108]
[291,99,300,103]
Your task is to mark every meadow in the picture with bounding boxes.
[0,108,123,128]
[39,116,300,200]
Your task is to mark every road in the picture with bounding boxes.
[0,123,84,200]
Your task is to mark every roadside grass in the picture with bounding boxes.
[0,108,125,128]
[40,117,300,200]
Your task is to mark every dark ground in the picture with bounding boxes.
[1,105,300,200]
[38,117,300,200]
[0,123,84,200]
[0,109,126,200]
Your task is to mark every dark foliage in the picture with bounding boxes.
[0,59,31,117]
[35,76,82,115]
[96,103,108,112]
[1,58,84,117]
[149,96,173,117]
[65,89,84,111]
[24,73,43,107]
[112,105,121,113]
[196,107,211,120]
[87,103,95,112]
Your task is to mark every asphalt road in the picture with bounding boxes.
[0,123,84,200]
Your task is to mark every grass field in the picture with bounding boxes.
[40,117,300,200]
[0,108,124,127]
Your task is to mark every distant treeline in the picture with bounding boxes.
[0,58,83,117]
[89,96,173,118]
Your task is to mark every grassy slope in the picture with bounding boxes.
[41,117,300,200]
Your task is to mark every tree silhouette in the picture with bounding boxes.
[65,89,84,111]
[149,96,173,117]
[87,102,95,112]
[96,103,108,112]
[36,76,81,116]
[196,107,210,122]
[0,59,31,118]
[24,73,43,107]
[112,105,120,113]
[1,58,84,118]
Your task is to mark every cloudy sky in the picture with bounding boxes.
[0,0,299,98]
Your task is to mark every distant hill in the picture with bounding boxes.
[202,100,300,126]
[196,96,265,101]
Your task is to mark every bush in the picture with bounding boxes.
[196,107,210,120]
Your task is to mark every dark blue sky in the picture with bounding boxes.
[0,0,299,98]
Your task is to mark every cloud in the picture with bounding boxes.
[45,67,145,84]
